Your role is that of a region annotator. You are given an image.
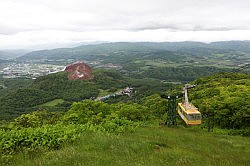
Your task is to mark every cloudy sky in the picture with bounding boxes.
[1,0,250,49]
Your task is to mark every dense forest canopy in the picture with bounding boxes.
[190,73,250,131]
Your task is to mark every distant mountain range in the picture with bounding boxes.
[17,41,250,62]
[0,50,29,60]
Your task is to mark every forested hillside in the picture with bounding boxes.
[189,73,250,133]
[1,71,249,132]
[18,41,250,62]
[0,78,33,97]
[0,70,122,120]
[0,69,172,120]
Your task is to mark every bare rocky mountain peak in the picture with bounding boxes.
[64,62,93,80]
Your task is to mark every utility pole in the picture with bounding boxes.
[166,95,178,126]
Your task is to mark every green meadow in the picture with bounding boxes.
[7,126,250,166]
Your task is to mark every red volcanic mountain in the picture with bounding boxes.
[64,62,92,80]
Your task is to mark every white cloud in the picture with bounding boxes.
[0,0,250,49]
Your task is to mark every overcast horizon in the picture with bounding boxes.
[1,0,250,50]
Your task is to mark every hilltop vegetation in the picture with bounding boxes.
[0,72,249,165]
[0,102,249,165]
[189,73,250,134]
[8,127,250,166]
[0,99,157,165]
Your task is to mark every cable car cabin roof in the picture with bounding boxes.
[178,103,200,114]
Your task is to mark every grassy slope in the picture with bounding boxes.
[11,127,250,166]
[39,99,65,107]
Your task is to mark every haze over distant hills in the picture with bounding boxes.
[16,41,250,68]
[0,49,30,60]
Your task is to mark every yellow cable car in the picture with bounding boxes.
[178,102,201,125]
[177,84,201,125]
